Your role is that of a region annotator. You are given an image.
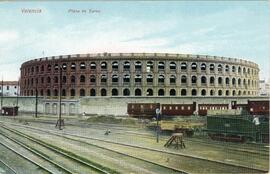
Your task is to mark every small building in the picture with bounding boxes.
[0,81,19,96]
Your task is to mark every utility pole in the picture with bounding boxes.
[1,78,3,116]
[56,65,63,130]
[16,80,19,107]
[35,83,38,118]
[155,107,161,143]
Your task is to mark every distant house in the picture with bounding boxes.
[259,80,270,96]
[0,81,19,96]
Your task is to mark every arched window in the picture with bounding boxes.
[62,63,67,70]
[135,61,142,71]
[47,65,52,71]
[123,88,130,96]
[90,75,96,83]
[62,89,66,96]
[36,66,39,73]
[54,89,58,96]
[201,63,206,71]
[70,89,76,96]
[71,76,76,83]
[101,88,107,96]
[170,89,176,96]
[201,89,206,96]
[238,67,241,74]
[41,65,44,72]
[181,62,187,70]
[225,65,229,72]
[135,74,142,83]
[80,62,86,70]
[191,63,197,71]
[40,89,43,96]
[232,78,236,85]
[90,62,96,70]
[71,63,76,70]
[210,90,214,96]
[101,62,107,70]
[170,62,176,70]
[181,75,187,84]
[112,74,118,83]
[123,61,130,70]
[158,62,165,70]
[47,77,51,83]
[54,76,58,83]
[210,64,215,72]
[146,61,153,72]
[158,75,165,83]
[191,89,197,96]
[158,89,165,96]
[54,64,59,71]
[181,89,187,96]
[90,89,96,96]
[46,89,51,96]
[191,76,197,84]
[232,90,236,96]
[80,89,85,96]
[218,64,222,72]
[201,76,206,84]
[80,75,85,83]
[147,74,153,83]
[170,75,176,84]
[112,88,118,96]
[238,91,241,95]
[218,90,222,96]
[101,75,107,83]
[147,89,153,96]
[232,66,236,73]
[226,90,229,96]
[225,77,230,85]
[62,76,67,83]
[238,78,241,86]
[123,74,130,83]
[218,77,222,84]
[135,88,141,96]
[210,76,215,84]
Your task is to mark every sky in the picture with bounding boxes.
[0,1,269,81]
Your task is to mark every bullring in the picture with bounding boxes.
[20,52,259,98]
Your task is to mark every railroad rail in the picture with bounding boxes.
[0,123,187,174]
[0,158,17,174]
[0,124,116,174]
[0,137,54,174]
[1,121,268,173]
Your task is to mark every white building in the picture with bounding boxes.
[0,81,19,96]
[259,80,270,96]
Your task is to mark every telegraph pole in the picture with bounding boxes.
[56,65,63,130]
[35,83,38,118]
[1,78,3,116]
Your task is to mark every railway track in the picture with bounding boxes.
[12,118,270,152]
[0,123,187,174]
[0,137,53,174]
[0,158,17,174]
[1,122,268,174]
[0,125,117,174]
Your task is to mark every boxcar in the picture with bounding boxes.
[198,104,229,116]
[248,100,269,116]
[127,103,160,118]
[161,104,194,116]
[205,115,269,143]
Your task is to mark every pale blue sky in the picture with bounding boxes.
[0,1,269,81]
